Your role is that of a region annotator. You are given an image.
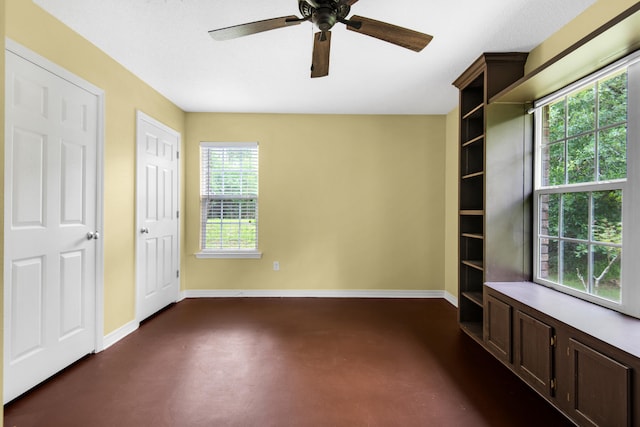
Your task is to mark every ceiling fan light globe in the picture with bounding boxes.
[312,7,337,31]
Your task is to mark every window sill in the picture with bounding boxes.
[195,250,263,259]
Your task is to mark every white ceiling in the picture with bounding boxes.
[33,0,596,115]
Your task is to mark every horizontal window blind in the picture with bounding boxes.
[200,143,258,251]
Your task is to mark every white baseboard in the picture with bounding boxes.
[101,320,139,352]
[444,291,458,307]
[181,289,447,299]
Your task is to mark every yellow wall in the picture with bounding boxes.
[184,113,446,292]
[5,0,186,335]
[525,0,639,73]
[1,0,6,418]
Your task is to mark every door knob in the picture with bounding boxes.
[140,227,150,234]
[86,231,100,240]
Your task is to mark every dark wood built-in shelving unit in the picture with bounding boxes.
[453,52,529,343]
[451,6,640,426]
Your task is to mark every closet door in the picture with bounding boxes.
[4,49,99,402]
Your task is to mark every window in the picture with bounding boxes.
[198,142,260,259]
[533,51,640,317]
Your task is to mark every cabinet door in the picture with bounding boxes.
[514,311,554,397]
[568,339,631,427]
[484,293,512,363]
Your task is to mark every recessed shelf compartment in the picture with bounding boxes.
[462,291,483,307]
[461,140,484,177]
[462,103,484,120]
[460,321,484,343]
[460,177,484,211]
[460,73,484,116]
[461,114,484,143]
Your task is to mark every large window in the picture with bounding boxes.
[198,142,260,258]
[533,51,640,317]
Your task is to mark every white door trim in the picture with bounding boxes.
[6,38,106,352]
[135,110,181,322]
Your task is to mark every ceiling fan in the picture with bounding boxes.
[208,0,433,78]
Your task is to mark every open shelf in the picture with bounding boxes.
[460,210,484,216]
[462,260,484,271]
[462,171,484,180]
[460,321,484,343]
[461,233,483,240]
[462,291,483,307]
[462,134,484,148]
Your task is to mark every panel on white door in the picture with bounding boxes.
[162,168,173,219]
[146,133,158,156]
[60,250,84,337]
[60,141,85,224]
[11,128,45,227]
[161,236,174,289]
[10,258,44,361]
[61,98,87,131]
[12,74,48,118]
[146,165,158,221]
[145,239,158,297]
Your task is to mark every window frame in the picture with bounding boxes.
[533,50,640,318]
[196,141,261,259]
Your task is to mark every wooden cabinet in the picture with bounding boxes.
[485,282,640,427]
[514,311,555,398]
[484,293,512,363]
[568,339,631,427]
[453,53,529,342]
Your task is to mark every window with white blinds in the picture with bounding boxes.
[199,142,259,257]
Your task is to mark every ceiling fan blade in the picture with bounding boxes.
[209,16,301,41]
[311,31,331,78]
[346,15,433,52]
[343,0,359,4]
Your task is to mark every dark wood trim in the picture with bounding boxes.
[453,52,529,90]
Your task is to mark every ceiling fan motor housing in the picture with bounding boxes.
[299,0,351,32]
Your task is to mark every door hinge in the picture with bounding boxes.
[550,378,557,391]
[176,151,180,159]
[176,270,180,278]
[550,334,557,347]
[177,210,180,219]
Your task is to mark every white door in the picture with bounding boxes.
[4,49,100,402]
[136,111,180,321]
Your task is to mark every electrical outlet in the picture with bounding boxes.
[273,261,280,271]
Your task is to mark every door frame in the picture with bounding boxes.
[5,39,106,352]
[134,110,181,322]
